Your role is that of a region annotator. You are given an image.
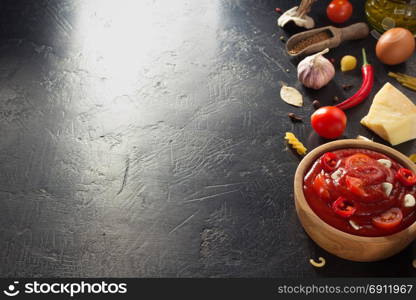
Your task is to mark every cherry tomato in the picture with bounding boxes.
[395,168,416,187]
[327,0,353,23]
[312,173,330,200]
[345,153,371,169]
[345,175,367,198]
[345,175,387,202]
[320,152,338,172]
[311,106,347,139]
[372,208,403,230]
[349,165,387,184]
[345,154,387,184]
[331,196,356,218]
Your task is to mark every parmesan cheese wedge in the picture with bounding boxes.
[360,83,416,145]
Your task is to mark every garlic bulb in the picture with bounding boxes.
[297,48,335,90]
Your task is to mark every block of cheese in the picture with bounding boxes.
[360,82,416,145]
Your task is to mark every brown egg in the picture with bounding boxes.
[376,28,415,65]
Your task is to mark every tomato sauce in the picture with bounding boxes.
[303,148,416,237]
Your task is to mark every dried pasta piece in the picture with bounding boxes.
[409,154,416,163]
[285,132,307,155]
[309,257,326,268]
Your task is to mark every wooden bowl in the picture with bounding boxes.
[294,139,416,262]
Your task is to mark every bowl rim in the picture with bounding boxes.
[294,138,416,242]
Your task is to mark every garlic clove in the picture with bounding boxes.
[377,159,392,168]
[331,168,344,181]
[356,135,372,141]
[404,194,415,207]
[349,220,361,230]
[381,182,393,197]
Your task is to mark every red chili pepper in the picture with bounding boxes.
[321,152,338,172]
[332,196,356,218]
[335,48,374,110]
[396,168,416,186]
[275,7,282,13]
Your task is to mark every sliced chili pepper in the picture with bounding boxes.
[335,48,374,110]
[321,152,338,172]
[396,168,416,186]
[331,196,356,218]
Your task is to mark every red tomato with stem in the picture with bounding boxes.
[327,0,353,23]
[311,106,347,139]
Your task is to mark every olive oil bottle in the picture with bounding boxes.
[365,0,416,33]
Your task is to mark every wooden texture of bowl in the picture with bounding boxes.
[294,139,416,262]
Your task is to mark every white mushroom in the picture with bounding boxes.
[404,194,416,207]
[377,159,392,168]
[277,6,315,29]
[381,182,393,197]
[349,220,361,230]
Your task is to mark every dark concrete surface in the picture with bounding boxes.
[0,0,415,277]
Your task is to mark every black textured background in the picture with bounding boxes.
[0,0,415,278]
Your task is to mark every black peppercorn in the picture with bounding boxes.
[288,113,302,122]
